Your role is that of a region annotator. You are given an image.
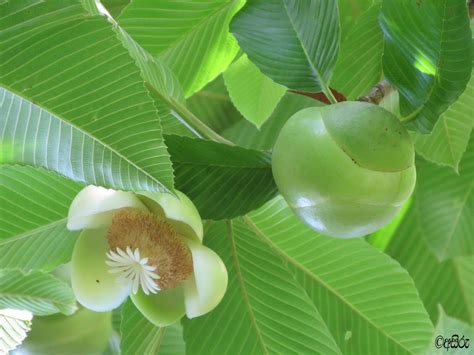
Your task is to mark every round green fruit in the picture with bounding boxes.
[272,101,416,238]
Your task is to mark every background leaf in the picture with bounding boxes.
[385,204,474,325]
[380,0,472,132]
[0,1,173,192]
[166,135,277,220]
[245,196,434,354]
[224,54,287,128]
[187,76,243,134]
[101,0,130,18]
[330,4,383,100]
[338,0,378,39]
[230,0,340,92]
[118,0,244,96]
[0,272,76,316]
[414,66,474,171]
[223,92,322,150]
[0,309,32,354]
[0,165,81,272]
[120,300,185,355]
[429,307,474,354]
[183,220,341,354]
[415,137,474,261]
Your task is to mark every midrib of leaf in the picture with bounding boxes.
[243,216,414,353]
[2,84,167,191]
[442,116,457,166]
[158,1,233,58]
[152,327,167,353]
[452,258,474,323]
[226,220,269,355]
[439,183,473,260]
[282,1,330,95]
[0,218,67,245]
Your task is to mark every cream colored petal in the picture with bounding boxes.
[138,190,203,242]
[130,286,186,327]
[71,229,131,312]
[67,185,147,230]
[182,240,228,318]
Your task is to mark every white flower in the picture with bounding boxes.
[67,186,228,326]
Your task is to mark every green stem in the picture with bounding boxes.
[400,106,423,123]
[145,83,233,145]
[322,84,338,105]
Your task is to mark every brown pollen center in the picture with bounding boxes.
[107,208,193,289]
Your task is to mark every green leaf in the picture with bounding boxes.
[183,220,341,354]
[0,165,82,272]
[0,309,32,353]
[224,54,287,128]
[385,203,474,325]
[18,308,113,354]
[429,307,474,354]
[338,0,378,39]
[414,71,474,171]
[223,92,322,150]
[118,0,244,96]
[230,0,340,93]
[0,272,76,316]
[331,4,383,100]
[380,0,472,133]
[120,300,185,355]
[416,137,474,261]
[245,196,434,354]
[165,135,277,220]
[0,1,173,192]
[187,76,243,133]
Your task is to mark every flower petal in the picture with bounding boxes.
[71,229,131,312]
[130,286,186,327]
[137,190,203,242]
[182,240,228,318]
[67,185,147,230]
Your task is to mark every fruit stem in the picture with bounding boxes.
[357,80,394,105]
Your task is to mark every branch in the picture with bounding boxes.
[357,80,394,105]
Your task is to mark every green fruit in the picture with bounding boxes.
[272,102,416,238]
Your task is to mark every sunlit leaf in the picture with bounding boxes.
[224,55,286,128]
[118,0,244,96]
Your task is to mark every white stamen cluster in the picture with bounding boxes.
[106,247,160,295]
